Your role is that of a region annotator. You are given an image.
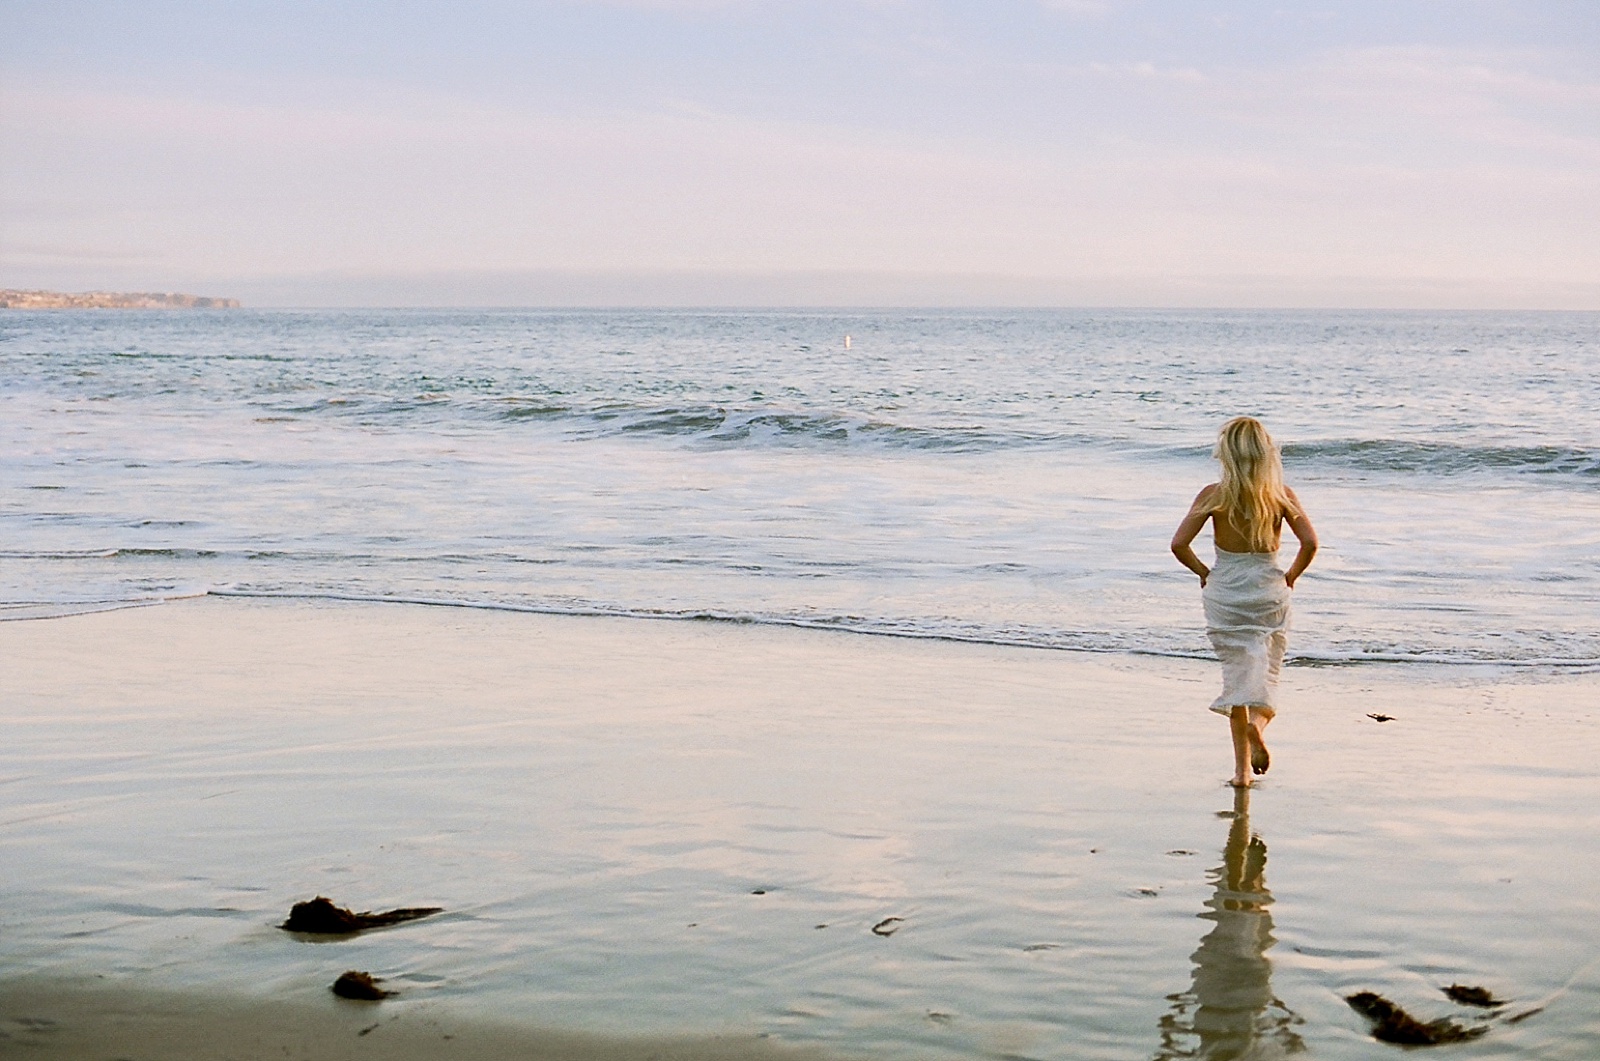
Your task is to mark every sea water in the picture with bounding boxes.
[2,308,1597,667]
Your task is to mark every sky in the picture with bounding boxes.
[2,0,1598,307]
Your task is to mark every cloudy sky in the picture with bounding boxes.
[3,1,1597,306]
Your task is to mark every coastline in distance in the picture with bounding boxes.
[0,289,240,309]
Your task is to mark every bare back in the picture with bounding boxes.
[1199,483,1283,553]
[1172,481,1318,590]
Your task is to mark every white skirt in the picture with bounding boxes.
[1202,549,1291,716]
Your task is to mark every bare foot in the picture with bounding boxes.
[1229,776,1254,788]
[1247,723,1270,775]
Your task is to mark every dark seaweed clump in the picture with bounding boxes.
[1346,992,1488,1045]
[331,970,392,1000]
[1443,983,1505,1008]
[281,896,442,933]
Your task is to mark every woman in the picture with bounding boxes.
[1171,418,1317,787]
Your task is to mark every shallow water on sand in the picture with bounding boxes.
[3,600,1598,1059]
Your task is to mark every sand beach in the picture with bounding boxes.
[3,597,1597,1059]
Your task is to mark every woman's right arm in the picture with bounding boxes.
[1171,486,1217,587]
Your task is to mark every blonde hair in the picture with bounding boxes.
[1212,417,1295,552]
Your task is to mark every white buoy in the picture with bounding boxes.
[844,334,852,350]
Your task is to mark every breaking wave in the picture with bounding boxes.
[1282,439,1600,478]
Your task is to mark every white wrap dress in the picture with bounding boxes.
[1202,548,1291,716]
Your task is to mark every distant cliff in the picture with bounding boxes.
[0,289,241,309]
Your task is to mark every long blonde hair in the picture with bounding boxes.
[1212,417,1295,551]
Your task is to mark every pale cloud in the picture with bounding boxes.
[563,0,768,10]
[1221,45,1600,171]
[1040,0,1117,16]
[1327,44,1600,106]
[1086,60,1207,83]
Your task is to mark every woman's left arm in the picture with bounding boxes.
[1282,487,1318,589]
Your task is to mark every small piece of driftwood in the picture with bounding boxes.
[281,896,443,933]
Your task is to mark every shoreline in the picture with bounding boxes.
[3,597,1597,1059]
[11,587,1597,675]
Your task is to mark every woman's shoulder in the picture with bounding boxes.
[1187,483,1221,513]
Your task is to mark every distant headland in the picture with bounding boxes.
[0,289,241,309]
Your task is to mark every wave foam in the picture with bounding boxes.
[202,590,1600,670]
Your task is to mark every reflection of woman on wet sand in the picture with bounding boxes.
[1172,418,1317,786]
[1155,787,1305,1060]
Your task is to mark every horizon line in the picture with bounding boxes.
[8,302,1600,314]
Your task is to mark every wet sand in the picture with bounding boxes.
[3,598,1598,1059]
[0,977,838,1061]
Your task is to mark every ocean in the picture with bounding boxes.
[2,307,1598,668]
